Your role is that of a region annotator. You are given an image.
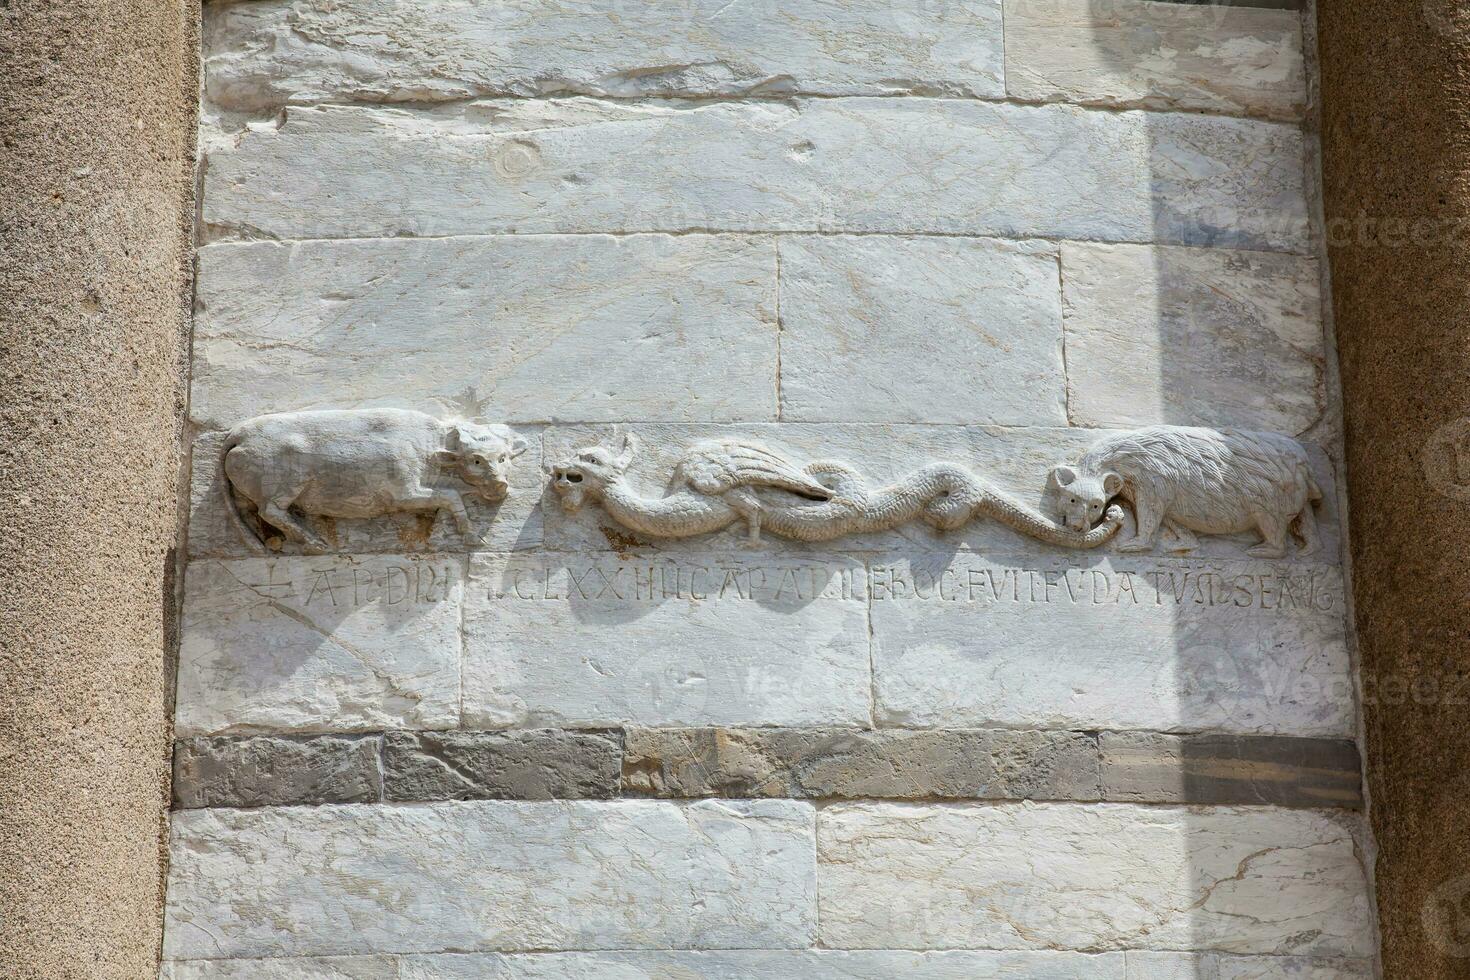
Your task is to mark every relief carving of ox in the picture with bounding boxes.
[221,408,527,554]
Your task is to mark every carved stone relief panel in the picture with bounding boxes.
[547,424,1329,559]
[193,412,542,558]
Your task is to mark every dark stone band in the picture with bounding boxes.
[173,728,1363,811]
[1145,0,1303,9]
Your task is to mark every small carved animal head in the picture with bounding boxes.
[441,422,528,500]
[550,433,637,513]
[1049,465,1123,532]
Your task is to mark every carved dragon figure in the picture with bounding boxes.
[549,434,1124,548]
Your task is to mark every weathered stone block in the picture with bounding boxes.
[158,951,1378,979]
[204,0,1005,108]
[1004,0,1307,120]
[777,235,1066,424]
[540,424,1341,563]
[1208,954,1374,979]
[1125,952,1375,980]
[870,554,1354,736]
[192,236,778,429]
[1100,732,1363,809]
[164,800,817,958]
[187,429,544,558]
[175,556,462,735]
[817,803,1373,956]
[462,553,871,728]
[623,727,1101,801]
[1062,243,1324,434]
[383,730,622,802]
[162,958,399,980]
[202,99,1307,251]
[173,734,382,809]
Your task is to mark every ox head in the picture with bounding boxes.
[439,421,528,501]
[549,433,636,513]
[1048,465,1123,532]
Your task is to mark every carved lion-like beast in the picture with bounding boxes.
[1049,425,1324,558]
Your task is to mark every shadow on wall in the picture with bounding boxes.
[1093,0,1373,971]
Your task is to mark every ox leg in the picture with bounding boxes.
[402,488,473,538]
[261,494,329,555]
[1247,511,1289,559]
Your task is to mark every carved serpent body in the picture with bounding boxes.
[748,460,1123,547]
[564,447,1123,548]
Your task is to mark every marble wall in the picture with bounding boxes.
[166,0,1376,976]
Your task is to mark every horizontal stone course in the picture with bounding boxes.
[187,235,1329,436]
[1100,732,1364,808]
[173,734,381,809]
[175,551,1353,738]
[191,236,779,429]
[539,423,1343,562]
[187,422,1343,562]
[204,0,1005,108]
[817,802,1373,956]
[202,98,1308,251]
[164,800,818,959]
[383,730,622,802]
[162,800,1371,960]
[623,727,1102,801]
[160,950,1375,979]
[170,729,1361,810]
[1004,0,1307,120]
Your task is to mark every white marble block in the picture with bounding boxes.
[1004,0,1307,121]
[192,235,778,429]
[202,99,1307,251]
[160,951,1377,979]
[462,553,872,728]
[163,800,817,959]
[777,236,1067,424]
[871,554,1354,736]
[175,555,463,734]
[1062,243,1324,434]
[204,0,1005,108]
[163,958,399,980]
[817,803,1373,957]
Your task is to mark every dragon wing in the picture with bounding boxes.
[679,439,833,500]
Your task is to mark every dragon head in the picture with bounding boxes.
[550,433,636,513]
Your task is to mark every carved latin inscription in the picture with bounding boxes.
[221,408,527,554]
[485,556,1340,612]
